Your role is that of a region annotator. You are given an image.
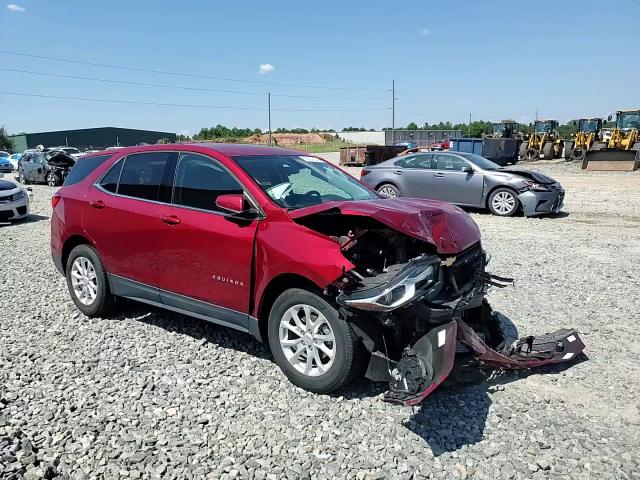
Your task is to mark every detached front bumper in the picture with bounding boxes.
[383,312,585,406]
[517,187,564,217]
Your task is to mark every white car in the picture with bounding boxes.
[8,153,22,171]
[0,175,30,222]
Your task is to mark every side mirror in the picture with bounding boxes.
[461,166,473,173]
[215,193,245,214]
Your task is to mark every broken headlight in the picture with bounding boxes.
[523,180,550,192]
[337,257,439,312]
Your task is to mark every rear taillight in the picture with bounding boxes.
[361,169,371,178]
[51,195,61,209]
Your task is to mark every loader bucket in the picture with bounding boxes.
[582,149,639,171]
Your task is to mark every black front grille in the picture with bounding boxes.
[444,243,484,294]
[0,210,14,221]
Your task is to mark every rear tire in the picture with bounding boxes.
[65,244,114,317]
[541,142,554,160]
[564,141,574,160]
[524,147,539,162]
[488,188,519,217]
[518,141,529,160]
[377,183,399,198]
[46,172,61,187]
[267,288,361,394]
[571,147,586,161]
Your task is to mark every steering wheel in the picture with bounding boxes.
[305,190,322,199]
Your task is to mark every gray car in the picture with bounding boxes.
[360,151,564,217]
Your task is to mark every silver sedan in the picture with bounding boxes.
[359,151,564,217]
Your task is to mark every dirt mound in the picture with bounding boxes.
[244,133,330,146]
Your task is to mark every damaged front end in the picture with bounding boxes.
[293,204,585,406]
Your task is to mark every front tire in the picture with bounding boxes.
[488,188,519,217]
[65,244,114,317]
[524,147,539,162]
[541,142,554,160]
[377,183,399,198]
[268,288,360,394]
[18,171,29,185]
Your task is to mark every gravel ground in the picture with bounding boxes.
[1,162,639,480]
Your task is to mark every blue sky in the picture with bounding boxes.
[1,0,639,136]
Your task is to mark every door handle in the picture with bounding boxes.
[393,170,403,175]
[434,173,445,178]
[161,215,181,225]
[90,200,105,209]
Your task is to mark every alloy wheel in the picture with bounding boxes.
[378,186,397,198]
[279,304,336,377]
[47,174,56,187]
[491,191,516,215]
[70,256,98,306]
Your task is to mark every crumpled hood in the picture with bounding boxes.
[289,198,481,254]
[46,151,76,167]
[498,168,556,184]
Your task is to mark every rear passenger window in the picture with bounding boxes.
[64,154,112,186]
[396,154,433,169]
[99,158,124,193]
[118,152,170,201]
[172,153,243,212]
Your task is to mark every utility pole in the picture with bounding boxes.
[268,93,272,146]
[535,108,539,122]
[391,80,395,145]
[468,113,472,137]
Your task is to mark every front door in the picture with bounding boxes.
[432,153,484,206]
[32,153,46,183]
[156,152,258,326]
[83,151,173,290]
[396,153,435,198]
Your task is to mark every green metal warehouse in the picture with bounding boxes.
[9,127,177,152]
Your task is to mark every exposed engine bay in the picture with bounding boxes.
[295,210,586,406]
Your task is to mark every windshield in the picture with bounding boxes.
[579,120,599,133]
[0,152,8,157]
[618,112,640,130]
[233,155,376,209]
[535,122,553,134]
[456,153,501,171]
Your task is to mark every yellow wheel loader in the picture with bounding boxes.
[583,110,640,171]
[518,120,565,161]
[565,118,602,161]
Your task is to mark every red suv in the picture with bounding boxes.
[51,144,583,405]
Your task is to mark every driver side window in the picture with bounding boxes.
[172,153,244,213]
[435,154,468,171]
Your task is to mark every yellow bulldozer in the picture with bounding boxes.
[565,118,602,161]
[519,120,565,161]
[582,110,639,170]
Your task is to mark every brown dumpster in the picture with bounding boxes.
[339,145,406,166]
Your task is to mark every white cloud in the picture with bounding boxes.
[6,3,26,12]
[419,28,430,36]
[258,63,275,75]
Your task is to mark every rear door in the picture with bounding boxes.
[156,152,258,324]
[396,153,435,197]
[83,151,174,293]
[432,153,484,205]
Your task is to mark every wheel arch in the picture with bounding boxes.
[61,234,96,274]
[256,273,323,344]
[485,184,520,210]
[375,180,400,192]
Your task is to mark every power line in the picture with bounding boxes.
[0,50,390,92]
[0,91,389,112]
[0,67,387,100]
[396,91,503,118]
